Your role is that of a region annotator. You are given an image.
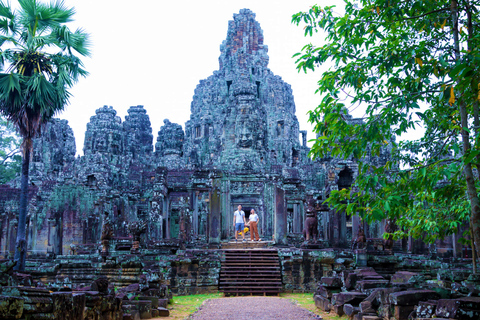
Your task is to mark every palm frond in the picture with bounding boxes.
[0,1,14,20]
[0,72,23,112]
[49,25,91,57]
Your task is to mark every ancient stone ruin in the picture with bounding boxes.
[0,9,478,320]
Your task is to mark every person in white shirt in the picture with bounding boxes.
[233,205,246,242]
[249,209,260,241]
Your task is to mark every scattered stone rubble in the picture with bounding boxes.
[314,261,480,320]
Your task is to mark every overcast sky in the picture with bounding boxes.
[50,0,343,156]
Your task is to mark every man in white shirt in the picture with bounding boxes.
[233,205,246,242]
[249,209,260,241]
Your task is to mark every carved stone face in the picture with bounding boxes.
[238,123,253,148]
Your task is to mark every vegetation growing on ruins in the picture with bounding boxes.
[293,0,480,257]
[0,115,21,183]
[0,0,90,271]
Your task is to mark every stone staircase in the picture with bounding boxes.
[219,248,282,296]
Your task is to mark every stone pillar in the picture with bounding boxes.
[209,188,221,244]
[339,211,347,247]
[352,214,361,242]
[293,203,301,233]
[164,197,170,239]
[193,191,199,236]
[300,130,307,147]
[274,187,287,245]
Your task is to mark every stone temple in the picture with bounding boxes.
[1,9,373,254]
[0,9,474,320]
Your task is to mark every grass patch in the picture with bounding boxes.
[279,293,349,320]
[162,292,223,319]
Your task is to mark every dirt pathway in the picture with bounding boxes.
[189,296,321,320]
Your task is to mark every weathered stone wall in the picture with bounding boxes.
[164,250,222,295]
[280,249,353,292]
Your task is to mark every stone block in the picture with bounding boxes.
[361,316,382,320]
[389,290,440,306]
[332,292,367,307]
[343,303,360,317]
[390,271,419,284]
[151,309,159,317]
[157,307,170,317]
[333,304,344,316]
[127,310,141,320]
[321,276,343,288]
[415,300,437,318]
[352,312,363,320]
[394,305,415,320]
[138,296,159,308]
[354,280,389,293]
[157,298,168,308]
[0,295,24,319]
[436,297,480,319]
[315,285,340,299]
[314,294,331,312]
[345,273,358,290]
[359,300,376,314]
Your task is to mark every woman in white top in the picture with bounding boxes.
[249,209,260,241]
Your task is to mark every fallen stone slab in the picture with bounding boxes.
[332,292,367,307]
[333,304,344,316]
[343,303,360,317]
[415,300,437,319]
[316,285,340,299]
[390,271,419,285]
[0,295,24,319]
[360,300,376,314]
[321,276,343,288]
[314,294,331,312]
[355,280,389,293]
[158,298,168,308]
[394,304,415,320]
[157,307,170,317]
[389,290,440,306]
[436,297,480,319]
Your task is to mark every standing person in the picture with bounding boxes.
[249,209,260,241]
[233,205,246,242]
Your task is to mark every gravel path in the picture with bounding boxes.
[190,296,321,320]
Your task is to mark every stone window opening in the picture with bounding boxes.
[195,126,202,138]
[87,174,97,187]
[226,80,232,94]
[276,121,284,137]
[292,148,299,167]
[338,167,353,190]
[256,81,261,98]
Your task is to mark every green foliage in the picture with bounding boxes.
[0,115,21,183]
[0,0,90,141]
[293,0,480,242]
[40,183,98,226]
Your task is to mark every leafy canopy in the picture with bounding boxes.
[292,0,480,242]
[0,114,21,183]
[0,0,90,141]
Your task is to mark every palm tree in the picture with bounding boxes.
[0,0,90,271]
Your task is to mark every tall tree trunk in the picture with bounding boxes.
[452,0,480,263]
[13,145,30,271]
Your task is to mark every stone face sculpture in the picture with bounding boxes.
[127,221,147,253]
[101,211,113,256]
[352,226,366,250]
[303,215,318,242]
[384,219,397,250]
[155,119,184,157]
[303,196,318,242]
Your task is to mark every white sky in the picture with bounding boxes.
[51,0,344,155]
